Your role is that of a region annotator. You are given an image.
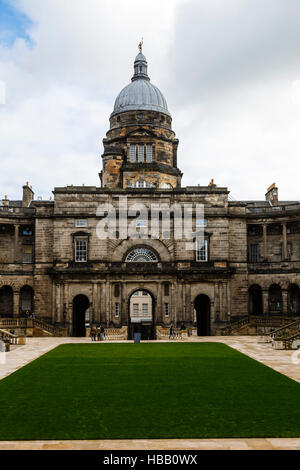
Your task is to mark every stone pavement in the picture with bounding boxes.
[0,336,300,450]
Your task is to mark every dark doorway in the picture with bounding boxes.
[248,284,263,315]
[73,295,89,337]
[194,294,211,336]
[0,286,13,317]
[128,290,155,340]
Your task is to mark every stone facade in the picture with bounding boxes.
[1,50,300,337]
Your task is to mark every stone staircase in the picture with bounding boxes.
[216,315,296,336]
[0,318,67,337]
[270,319,300,350]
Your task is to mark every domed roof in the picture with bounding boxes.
[111,50,170,117]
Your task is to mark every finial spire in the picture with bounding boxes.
[138,38,143,53]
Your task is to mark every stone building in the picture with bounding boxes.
[1,48,300,338]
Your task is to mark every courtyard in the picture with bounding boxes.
[0,340,300,443]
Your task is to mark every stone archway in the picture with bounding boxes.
[128,289,156,340]
[20,285,34,314]
[194,294,211,336]
[248,284,263,315]
[72,294,89,337]
[0,286,13,317]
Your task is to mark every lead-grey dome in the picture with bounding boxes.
[111,51,170,117]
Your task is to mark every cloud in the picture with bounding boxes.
[0,0,300,202]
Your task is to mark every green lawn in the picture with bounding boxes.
[0,342,300,440]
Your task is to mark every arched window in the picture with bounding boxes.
[269,284,283,313]
[161,183,173,189]
[131,180,155,188]
[125,248,158,262]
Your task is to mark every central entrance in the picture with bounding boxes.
[72,294,89,337]
[128,290,155,340]
[194,294,211,336]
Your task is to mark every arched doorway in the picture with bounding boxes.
[269,284,283,314]
[194,294,211,336]
[288,284,300,316]
[128,289,155,340]
[72,295,89,337]
[248,284,263,315]
[0,286,13,317]
[20,285,34,315]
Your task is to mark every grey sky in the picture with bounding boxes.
[1,0,300,201]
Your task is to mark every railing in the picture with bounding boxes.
[216,317,250,336]
[104,327,127,341]
[0,328,19,344]
[0,317,66,337]
[271,319,300,340]
[33,318,65,336]
[0,318,27,328]
[282,331,300,349]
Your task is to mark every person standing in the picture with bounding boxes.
[90,326,96,341]
[100,324,105,341]
[169,324,175,340]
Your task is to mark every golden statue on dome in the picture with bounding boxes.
[138,38,143,53]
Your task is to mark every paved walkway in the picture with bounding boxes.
[1,336,300,450]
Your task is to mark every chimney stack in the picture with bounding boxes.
[265,183,278,206]
[2,195,9,211]
[22,182,34,207]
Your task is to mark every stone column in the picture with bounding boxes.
[121,282,127,325]
[55,283,61,323]
[13,291,20,317]
[262,289,269,315]
[157,282,162,324]
[100,282,107,325]
[177,282,183,322]
[14,225,19,263]
[92,283,98,323]
[214,282,220,321]
[227,282,231,320]
[105,281,110,326]
[263,224,268,261]
[282,222,287,260]
[185,283,192,323]
[282,289,288,315]
[171,283,176,326]
[219,282,223,321]
[222,282,228,321]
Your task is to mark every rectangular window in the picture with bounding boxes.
[136,219,147,228]
[75,219,87,228]
[75,239,88,262]
[196,239,208,262]
[114,284,120,297]
[22,245,33,264]
[22,228,33,236]
[142,304,149,315]
[138,145,144,163]
[114,303,120,317]
[129,144,136,163]
[196,218,207,227]
[164,303,169,317]
[249,244,259,263]
[164,283,170,296]
[146,145,153,163]
[133,304,139,315]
